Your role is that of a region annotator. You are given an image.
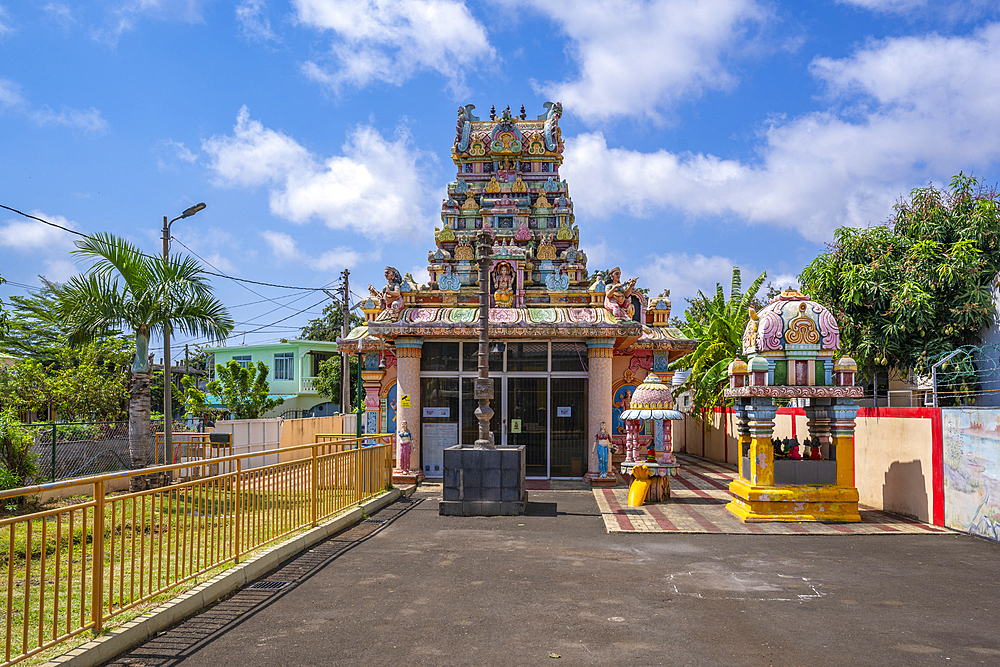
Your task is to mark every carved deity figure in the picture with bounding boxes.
[493,261,515,308]
[594,421,613,478]
[369,266,404,322]
[396,420,413,473]
[604,267,637,321]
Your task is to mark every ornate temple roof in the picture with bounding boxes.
[339,103,696,357]
[742,289,841,357]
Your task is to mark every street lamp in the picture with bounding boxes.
[161,203,206,465]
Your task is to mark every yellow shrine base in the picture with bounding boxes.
[727,478,861,522]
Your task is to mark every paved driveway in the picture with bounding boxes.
[107,487,1000,667]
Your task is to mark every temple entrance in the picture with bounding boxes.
[423,341,589,479]
[458,374,587,478]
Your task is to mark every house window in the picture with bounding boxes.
[274,352,294,380]
[464,163,474,173]
[521,162,531,172]
[233,355,251,369]
[541,162,551,172]
[483,162,493,173]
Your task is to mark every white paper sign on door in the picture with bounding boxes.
[556,406,572,417]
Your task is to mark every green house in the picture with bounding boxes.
[203,340,341,418]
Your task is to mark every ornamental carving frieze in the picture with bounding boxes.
[723,386,864,398]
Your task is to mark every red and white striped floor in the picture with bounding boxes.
[595,454,950,535]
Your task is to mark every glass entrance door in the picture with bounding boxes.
[506,377,548,477]
[550,378,588,477]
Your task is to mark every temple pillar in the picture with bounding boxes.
[746,400,777,487]
[584,338,615,484]
[830,401,860,489]
[394,338,423,474]
[734,401,751,481]
[361,352,384,435]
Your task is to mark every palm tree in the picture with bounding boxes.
[672,267,766,420]
[57,233,234,489]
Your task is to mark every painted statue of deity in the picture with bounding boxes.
[594,421,613,478]
[369,266,404,322]
[604,267,637,321]
[493,261,515,308]
[396,420,413,473]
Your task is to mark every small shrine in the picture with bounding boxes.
[619,373,683,506]
[337,103,695,484]
[724,289,864,522]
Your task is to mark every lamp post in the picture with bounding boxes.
[161,202,206,465]
[474,229,494,449]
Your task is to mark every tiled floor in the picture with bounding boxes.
[595,454,952,535]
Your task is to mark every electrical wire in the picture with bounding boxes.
[1,203,335,291]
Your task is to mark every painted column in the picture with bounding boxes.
[746,399,777,487]
[361,352,384,435]
[734,402,752,481]
[394,338,423,473]
[585,338,615,482]
[830,401,860,488]
[804,402,833,457]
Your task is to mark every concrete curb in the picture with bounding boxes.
[42,486,413,667]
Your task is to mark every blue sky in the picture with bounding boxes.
[3,0,1000,357]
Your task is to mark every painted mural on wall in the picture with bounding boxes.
[943,409,1000,541]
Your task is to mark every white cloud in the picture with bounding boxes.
[94,0,209,44]
[532,0,766,124]
[237,0,278,42]
[0,5,15,36]
[637,252,789,303]
[260,230,361,272]
[0,211,81,282]
[42,3,75,27]
[409,265,430,285]
[563,24,1000,242]
[155,139,198,170]
[204,106,435,241]
[293,0,494,95]
[837,0,998,19]
[0,76,107,132]
[32,106,107,132]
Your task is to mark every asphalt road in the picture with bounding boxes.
[108,488,1000,667]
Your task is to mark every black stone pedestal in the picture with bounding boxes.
[439,445,527,516]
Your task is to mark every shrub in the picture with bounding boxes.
[0,410,39,505]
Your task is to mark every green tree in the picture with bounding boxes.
[672,267,766,419]
[0,278,119,360]
[180,375,210,418]
[799,173,1000,389]
[56,233,233,488]
[314,355,359,410]
[299,302,362,341]
[207,360,283,419]
[0,267,8,340]
[0,338,132,420]
[0,409,38,502]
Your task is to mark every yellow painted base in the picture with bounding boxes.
[627,465,651,507]
[727,478,861,522]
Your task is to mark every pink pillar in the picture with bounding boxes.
[394,339,422,474]
[585,339,614,483]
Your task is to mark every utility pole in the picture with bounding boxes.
[341,269,350,415]
[161,215,172,466]
[161,203,206,469]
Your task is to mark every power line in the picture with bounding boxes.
[1,203,335,291]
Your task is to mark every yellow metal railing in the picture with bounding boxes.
[0,434,394,667]
[152,432,234,468]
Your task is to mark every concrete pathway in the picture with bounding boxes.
[597,454,950,534]
[103,480,1000,667]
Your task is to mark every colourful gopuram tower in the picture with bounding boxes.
[338,103,695,485]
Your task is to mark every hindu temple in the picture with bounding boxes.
[337,103,695,484]
[725,289,864,521]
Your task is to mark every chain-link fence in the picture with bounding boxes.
[26,420,198,482]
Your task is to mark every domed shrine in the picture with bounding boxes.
[337,103,695,485]
[725,289,864,522]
